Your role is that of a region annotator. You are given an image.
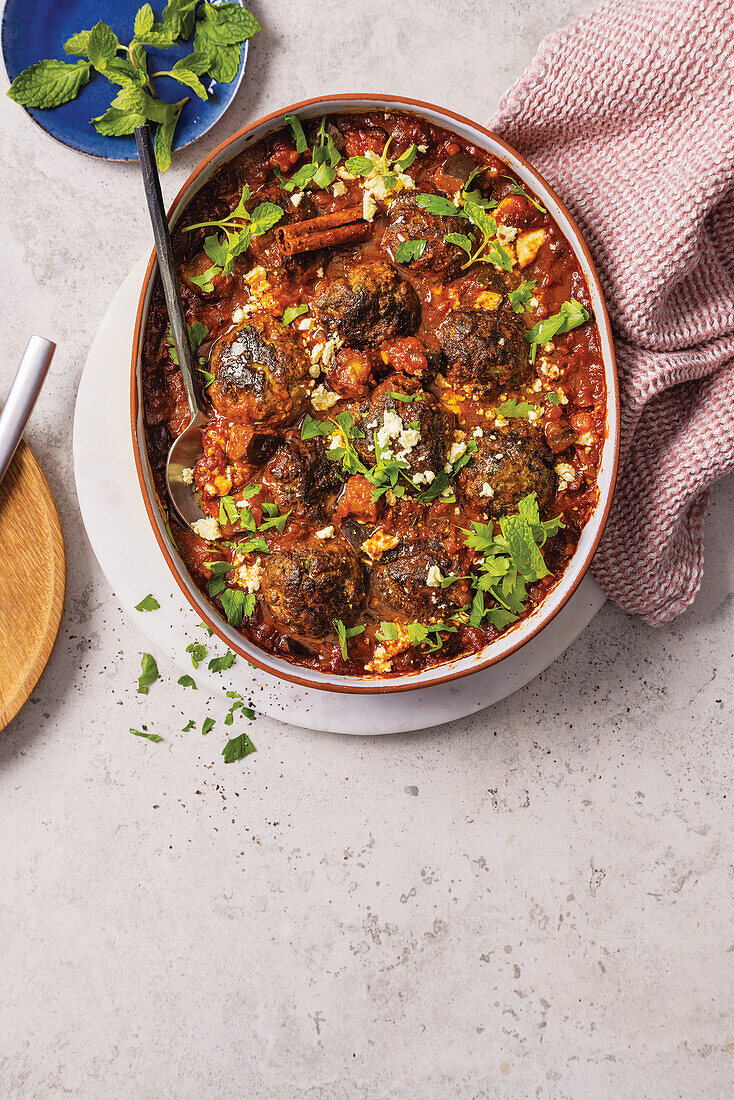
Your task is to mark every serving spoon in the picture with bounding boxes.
[135,124,207,531]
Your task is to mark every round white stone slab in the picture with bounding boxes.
[72,258,606,734]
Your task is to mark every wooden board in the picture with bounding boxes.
[0,439,65,731]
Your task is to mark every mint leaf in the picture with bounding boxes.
[285,113,308,154]
[137,652,159,694]
[344,155,373,177]
[500,514,549,582]
[134,4,155,36]
[202,40,241,82]
[135,593,160,611]
[154,98,186,172]
[64,30,92,56]
[197,2,262,44]
[130,728,162,742]
[86,22,120,66]
[7,59,91,109]
[92,106,147,136]
[203,234,228,268]
[394,144,417,170]
[162,0,200,39]
[395,239,427,263]
[443,232,472,255]
[249,201,284,236]
[222,732,256,763]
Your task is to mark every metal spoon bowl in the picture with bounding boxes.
[135,124,208,533]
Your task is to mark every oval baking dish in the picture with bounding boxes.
[131,94,619,694]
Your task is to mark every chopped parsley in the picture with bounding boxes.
[202,717,215,735]
[178,674,196,688]
[135,593,160,612]
[130,728,161,742]
[525,300,590,361]
[222,731,256,763]
[494,398,535,419]
[182,720,195,732]
[208,650,237,673]
[395,239,427,264]
[333,619,365,661]
[186,642,208,669]
[508,279,537,314]
[282,304,309,326]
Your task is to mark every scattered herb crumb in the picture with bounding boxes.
[202,716,215,735]
[182,719,195,731]
[130,728,162,742]
[186,642,208,668]
[222,732,256,763]
[178,674,197,688]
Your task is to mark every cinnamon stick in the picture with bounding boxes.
[277,204,370,257]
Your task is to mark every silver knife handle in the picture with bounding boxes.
[0,335,56,485]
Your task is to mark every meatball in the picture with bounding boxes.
[261,436,343,516]
[350,375,453,485]
[372,537,465,624]
[458,423,556,518]
[438,308,530,392]
[382,194,468,279]
[260,546,366,637]
[209,313,310,427]
[314,260,420,347]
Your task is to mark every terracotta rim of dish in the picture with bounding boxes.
[131,92,620,695]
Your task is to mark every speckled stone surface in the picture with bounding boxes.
[1,1,733,1096]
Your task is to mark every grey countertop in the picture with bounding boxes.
[1,1,733,1096]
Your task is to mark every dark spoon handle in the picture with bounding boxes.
[134,124,200,421]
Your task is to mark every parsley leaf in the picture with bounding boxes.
[182,719,195,731]
[186,642,208,668]
[208,650,237,673]
[508,279,537,314]
[130,728,162,742]
[137,652,159,694]
[202,716,215,735]
[525,300,590,361]
[495,398,535,419]
[333,619,365,661]
[415,193,464,217]
[222,731,256,763]
[503,175,546,213]
[178,674,196,688]
[301,414,332,441]
[220,588,254,627]
[135,593,160,612]
[282,304,309,326]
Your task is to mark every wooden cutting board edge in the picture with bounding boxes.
[0,440,65,732]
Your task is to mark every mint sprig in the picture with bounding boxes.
[6,3,261,171]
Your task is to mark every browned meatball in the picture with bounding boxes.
[372,537,465,624]
[382,194,468,279]
[209,313,310,427]
[260,545,366,637]
[261,436,343,517]
[314,260,420,346]
[350,375,453,485]
[438,308,530,392]
[458,423,556,518]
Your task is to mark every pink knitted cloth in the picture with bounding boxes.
[491,0,734,624]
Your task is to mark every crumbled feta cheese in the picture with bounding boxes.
[320,334,343,367]
[426,565,443,588]
[479,482,494,498]
[230,340,244,356]
[234,557,262,593]
[494,416,508,428]
[531,378,543,392]
[444,440,467,471]
[337,165,356,181]
[311,384,340,411]
[528,410,541,422]
[555,461,575,488]
[232,307,246,324]
[577,431,594,447]
[191,516,220,542]
[332,181,347,197]
[309,363,321,379]
[365,646,392,674]
[472,427,484,438]
[309,342,324,364]
[363,190,379,222]
[375,409,405,453]
[496,223,518,246]
[316,267,324,278]
[315,525,335,540]
[297,317,313,331]
[182,467,194,485]
[361,530,400,559]
[417,144,428,153]
[412,469,435,487]
[243,265,267,286]
[290,192,303,208]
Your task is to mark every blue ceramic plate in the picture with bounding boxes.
[1,0,248,161]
